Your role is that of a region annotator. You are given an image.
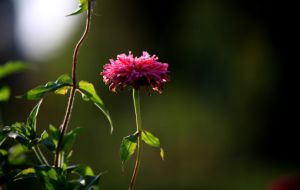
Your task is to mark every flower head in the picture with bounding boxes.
[101,51,169,93]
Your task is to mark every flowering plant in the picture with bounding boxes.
[0,0,169,189]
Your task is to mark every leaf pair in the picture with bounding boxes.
[120,130,165,166]
[18,75,113,133]
[17,75,72,100]
[44,125,81,164]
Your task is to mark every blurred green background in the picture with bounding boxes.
[0,0,295,189]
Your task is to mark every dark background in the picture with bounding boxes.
[0,0,294,189]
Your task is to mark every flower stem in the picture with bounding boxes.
[36,146,49,165]
[54,1,92,168]
[129,88,142,190]
[33,146,48,165]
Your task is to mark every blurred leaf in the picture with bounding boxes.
[0,86,10,102]
[67,165,94,176]
[62,127,82,154]
[0,61,27,79]
[14,167,36,179]
[18,74,72,100]
[14,166,65,190]
[0,149,8,157]
[67,0,88,16]
[8,144,28,165]
[0,126,11,145]
[160,148,165,161]
[44,125,59,152]
[141,130,165,160]
[75,174,101,190]
[78,81,113,133]
[120,133,138,164]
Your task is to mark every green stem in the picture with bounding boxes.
[129,88,142,190]
[36,146,49,166]
[32,147,46,165]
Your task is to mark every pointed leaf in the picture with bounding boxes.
[0,61,27,79]
[27,99,43,131]
[141,130,165,160]
[141,130,160,147]
[62,127,82,154]
[78,81,113,133]
[18,74,72,100]
[120,133,139,164]
[67,0,88,16]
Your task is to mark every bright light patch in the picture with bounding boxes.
[13,0,82,62]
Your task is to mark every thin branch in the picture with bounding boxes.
[54,2,92,168]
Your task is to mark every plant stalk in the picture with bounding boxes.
[33,146,48,165]
[129,88,142,190]
[36,146,49,165]
[54,1,92,168]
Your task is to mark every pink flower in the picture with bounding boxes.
[101,51,169,93]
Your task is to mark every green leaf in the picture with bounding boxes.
[0,86,10,102]
[8,144,28,165]
[160,148,165,160]
[0,61,27,79]
[120,133,139,164]
[78,81,113,133]
[18,74,72,100]
[141,130,160,147]
[141,130,165,160]
[67,0,88,16]
[67,165,95,176]
[44,125,59,152]
[0,149,8,156]
[14,166,65,190]
[62,127,82,154]
[55,86,71,95]
[27,99,43,131]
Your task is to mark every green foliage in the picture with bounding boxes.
[18,74,72,100]
[0,61,27,101]
[78,80,113,133]
[141,130,165,160]
[62,127,82,155]
[7,144,29,165]
[43,125,59,152]
[14,166,66,190]
[0,61,27,79]
[1,100,47,148]
[0,86,10,102]
[67,0,89,16]
[120,133,139,164]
